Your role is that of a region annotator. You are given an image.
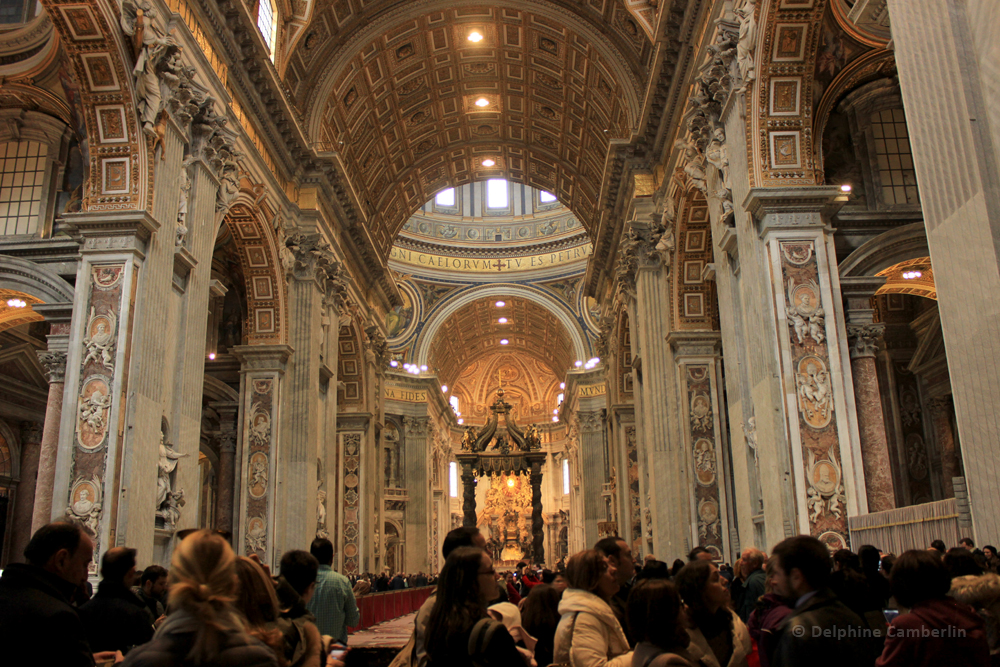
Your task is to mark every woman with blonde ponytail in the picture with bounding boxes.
[123,530,278,667]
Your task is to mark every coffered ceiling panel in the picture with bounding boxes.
[428,294,576,389]
[291,2,650,260]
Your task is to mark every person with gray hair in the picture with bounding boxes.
[737,548,767,622]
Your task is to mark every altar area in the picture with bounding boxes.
[456,386,546,565]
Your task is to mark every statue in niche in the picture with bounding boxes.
[156,431,188,519]
[316,490,329,539]
[524,424,541,450]
[735,0,758,85]
[175,166,190,247]
[82,307,117,368]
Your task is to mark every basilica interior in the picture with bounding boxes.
[0,0,996,576]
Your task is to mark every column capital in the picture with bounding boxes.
[744,187,848,237]
[403,416,429,436]
[927,395,953,416]
[36,350,67,383]
[578,410,604,433]
[231,344,293,374]
[284,233,342,287]
[668,331,722,358]
[847,323,885,359]
[219,431,237,454]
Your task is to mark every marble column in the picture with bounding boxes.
[460,460,477,527]
[578,410,605,548]
[232,344,292,565]
[886,0,1000,541]
[927,396,959,498]
[670,333,729,560]
[212,401,239,535]
[402,416,429,573]
[530,458,544,564]
[746,187,863,547]
[847,323,895,512]
[9,422,42,561]
[31,347,66,532]
[623,213,688,558]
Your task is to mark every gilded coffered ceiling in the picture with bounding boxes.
[289,2,650,259]
[428,295,575,390]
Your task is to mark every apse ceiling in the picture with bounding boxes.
[427,295,575,391]
[291,3,650,258]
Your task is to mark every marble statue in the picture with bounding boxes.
[156,433,187,514]
[121,0,176,136]
[65,487,102,534]
[82,307,116,368]
[735,0,758,85]
[79,388,112,433]
[158,488,184,526]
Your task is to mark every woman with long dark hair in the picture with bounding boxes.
[629,578,706,666]
[521,583,562,667]
[424,546,525,667]
[234,557,287,666]
[674,560,751,667]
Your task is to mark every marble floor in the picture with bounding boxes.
[348,611,416,648]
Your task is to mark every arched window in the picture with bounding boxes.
[256,0,276,61]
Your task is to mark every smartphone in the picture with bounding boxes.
[329,644,349,660]
[883,609,900,623]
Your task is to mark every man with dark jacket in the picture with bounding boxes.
[738,548,767,622]
[80,546,155,653]
[132,564,168,623]
[0,522,113,667]
[595,536,636,645]
[771,535,880,667]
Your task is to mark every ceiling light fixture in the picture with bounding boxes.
[468,31,484,43]
[553,409,559,415]
[441,385,448,392]
[574,360,583,367]
[902,270,923,280]
[6,298,25,308]
[498,317,508,324]
[420,365,428,371]
[500,339,509,345]
[495,301,505,307]
[390,360,399,368]
[458,418,464,424]
[560,382,565,389]
[481,159,495,167]
[552,416,559,422]
[208,353,216,360]
[475,98,490,108]
[840,184,852,193]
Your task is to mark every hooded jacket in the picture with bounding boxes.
[121,609,278,667]
[875,596,988,667]
[552,588,633,667]
[950,572,1000,657]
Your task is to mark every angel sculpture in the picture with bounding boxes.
[82,306,116,368]
[461,425,478,451]
[121,0,177,136]
[807,487,824,524]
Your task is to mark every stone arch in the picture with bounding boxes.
[337,321,366,408]
[839,222,929,279]
[0,255,73,304]
[748,0,882,187]
[41,0,151,211]
[412,284,588,367]
[220,193,288,346]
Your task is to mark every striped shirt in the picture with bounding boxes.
[306,565,360,644]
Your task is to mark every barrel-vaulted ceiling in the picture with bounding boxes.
[287,2,651,259]
[427,295,575,391]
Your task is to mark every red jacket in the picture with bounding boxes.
[876,596,989,667]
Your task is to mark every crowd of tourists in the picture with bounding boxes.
[0,523,360,666]
[348,571,435,596]
[394,530,998,667]
[2,520,998,667]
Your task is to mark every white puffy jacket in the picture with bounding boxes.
[551,588,633,667]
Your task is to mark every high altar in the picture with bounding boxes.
[456,386,546,565]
